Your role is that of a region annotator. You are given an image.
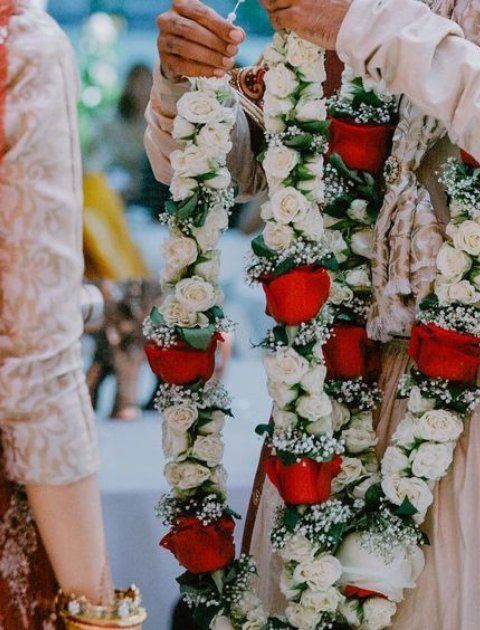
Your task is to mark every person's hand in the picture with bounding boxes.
[260,0,352,50]
[157,0,245,81]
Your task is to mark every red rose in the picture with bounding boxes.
[409,323,480,385]
[144,335,221,385]
[460,149,480,169]
[328,117,395,176]
[323,324,381,381]
[264,455,342,505]
[343,585,386,599]
[260,266,330,326]
[160,515,235,574]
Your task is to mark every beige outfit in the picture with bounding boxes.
[0,0,99,484]
[146,1,480,627]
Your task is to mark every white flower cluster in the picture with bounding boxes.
[434,160,480,308]
[399,370,480,415]
[439,157,480,218]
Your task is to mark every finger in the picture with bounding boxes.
[173,0,245,43]
[162,54,229,79]
[159,35,234,70]
[158,12,239,56]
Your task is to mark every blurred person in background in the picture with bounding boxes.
[0,1,145,627]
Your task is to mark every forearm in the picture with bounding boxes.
[337,0,480,159]
[144,65,267,201]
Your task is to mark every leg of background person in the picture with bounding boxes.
[26,474,113,604]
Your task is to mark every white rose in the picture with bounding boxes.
[347,199,370,224]
[205,167,232,190]
[349,411,374,431]
[162,236,198,270]
[337,532,425,602]
[273,406,298,430]
[295,96,327,122]
[294,208,324,240]
[193,208,229,251]
[194,250,220,283]
[343,427,378,454]
[312,341,325,361]
[324,230,349,263]
[363,598,398,630]
[280,568,301,600]
[339,599,362,627]
[361,450,380,473]
[267,379,299,407]
[264,145,299,180]
[199,410,225,435]
[285,33,326,81]
[177,91,222,124]
[260,202,274,221]
[285,603,318,630]
[211,615,234,630]
[300,364,327,394]
[391,414,418,449]
[410,441,455,480]
[192,435,224,467]
[175,276,216,312]
[352,473,381,499]
[280,533,315,563]
[350,228,374,259]
[329,282,354,306]
[237,591,263,615]
[471,267,480,290]
[164,404,198,433]
[414,409,463,443]
[271,187,309,224]
[265,115,287,133]
[436,243,472,279]
[172,115,196,140]
[263,42,284,65]
[296,393,333,421]
[196,123,232,158]
[170,174,198,202]
[164,461,210,490]
[436,278,480,304]
[263,222,295,251]
[297,176,324,203]
[160,296,209,328]
[162,424,189,459]
[264,63,298,98]
[293,554,342,590]
[381,476,433,513]
[170,145,213,177]
[332,457,365,493]
[209,465,228,492]
[301,587,344,613]
[264,347,310,385]
[345,265,371,289]
[452,219,480,256]
[331,400,351,430]
[381,446,410,477]
[161,264,182,285]
[407,387,436,414]
[263,92,294,118]
[306,415,333,436]
[305,155,324,178]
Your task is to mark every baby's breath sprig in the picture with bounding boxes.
[325,378,382,411]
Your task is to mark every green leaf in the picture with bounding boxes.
[211,569,225,594]
[395,497,418,517]
[295,164,317,182]
[180,325,215,350]
[273,325,289,346]
[299,120,330,135]
[276,450,297,466]
[283,506,301,531]
[419,293,439,310]
[150,306,165,326]
[224,506,242,520]
[192,604,219,629]
[321,254,339,271]
[255,423,273,438]
[196,171,218,182]
[272,257,295,277]
[329,152,363,184]
[164,199,178,215]
[252,234,276,259]
[365,483,383,506]
[209,305,224,320]
[295,340,316,358]
[176,192,199,220]
[284,133,313,150]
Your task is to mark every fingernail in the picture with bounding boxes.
[229,29,243,43]
[214,69,226,77]
[223,57,234,68]
[226,44,238,55]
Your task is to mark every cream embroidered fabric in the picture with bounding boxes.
[0,1,99,484]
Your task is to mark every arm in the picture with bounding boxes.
[144,65,267,203]
[336,0,480,159]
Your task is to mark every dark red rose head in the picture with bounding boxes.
[260,266,330,326]
[264,455,342,505]
[323,324,380,381]
[328,117,395,176]
[160,515,235,574]
[144,334,221,385]
[460,149,480,169]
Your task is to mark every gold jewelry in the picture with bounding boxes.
[58,587,147,630]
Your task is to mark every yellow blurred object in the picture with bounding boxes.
[83,172,149,281]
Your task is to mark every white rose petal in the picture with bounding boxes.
[339,599,362,627]
[300,364,327,394]
[407,387,436,414]
[263,222,295,251]
[294,208,324,240]
[391,414,418,449]
[164,461,210,490]
[301,587,344,614]
[363,598,398,630]
[164,404,198,433]
[381,446,410,477]
[329,282,354,306]
[280,533,315,563]
[352,473,381,499]
[324,230,349,263]
[273,406,298,430]
[280,568,301,600]
[211,615,235,630]
[293,554,342,591]
[452,219,480,256]
[177,91,223,124]
[172,116,196,140]
[162,236,198,270]
[199,410,225,435]
[205,167,232,190]
[332,457,364,493]
[264,347,310,385]
[264,63,299,98]
[436,243,472,280]
[350,228,374,259]
[349,411,374,431]
[175,276,216,312]
[331,400,351,430]
[306,415,333,436]
[170,174,198,202]
[264,145,300,180]
[194,250,220,283]
[160,295,209,328]
[285,603,318,630]
[347,199,370,224]
[296,393,333,421]
[196,123,232,158]
[263,92,294,118]
[414,409,463,443]
[271,187,309,224]
[170,145,213,177]
[343,427,378,454]
[410,441,455,480]
[162,424,189,459]
[345,265,371,289]
[295,96,327,122]
[192,435,224,467]
[381,476,433,513]
[267,379,299,407]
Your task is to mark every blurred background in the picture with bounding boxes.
[46,1,273,628]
